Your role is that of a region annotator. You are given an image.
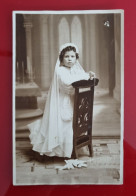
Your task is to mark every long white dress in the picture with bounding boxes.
[28,63,90,158]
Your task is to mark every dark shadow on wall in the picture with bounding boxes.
[16,14,27,83]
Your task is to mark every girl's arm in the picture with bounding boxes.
[57,68,75,95]
[59,82,75,95]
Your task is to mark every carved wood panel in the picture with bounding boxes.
[76,90,93,135]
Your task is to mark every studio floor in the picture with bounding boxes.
[15,138,121,185]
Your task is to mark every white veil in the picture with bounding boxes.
[28,43,89,155]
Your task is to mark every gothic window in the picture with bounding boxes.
[71,16,82,63]
[58,16,83,63]
[58,17,70,47]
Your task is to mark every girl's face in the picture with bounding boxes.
[62,50,77,68]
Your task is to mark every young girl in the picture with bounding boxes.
[28,43,95,158]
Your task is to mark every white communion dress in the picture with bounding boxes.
[27,60,90,158]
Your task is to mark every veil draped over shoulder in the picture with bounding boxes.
[28,43,90,157]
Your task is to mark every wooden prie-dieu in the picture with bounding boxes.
[72,78,99,159]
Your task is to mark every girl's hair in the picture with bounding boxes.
[59,46,79,62]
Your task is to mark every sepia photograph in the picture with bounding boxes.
[12,10,124,185]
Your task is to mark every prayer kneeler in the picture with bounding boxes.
[72,78,99,159]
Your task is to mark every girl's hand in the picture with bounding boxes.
[89,71,95,80]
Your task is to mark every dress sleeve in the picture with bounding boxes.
[57,68,75,95]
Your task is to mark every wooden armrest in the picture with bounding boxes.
[72,78,99,88]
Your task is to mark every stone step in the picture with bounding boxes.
[16,109,43,120]
[16,130,30,139]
